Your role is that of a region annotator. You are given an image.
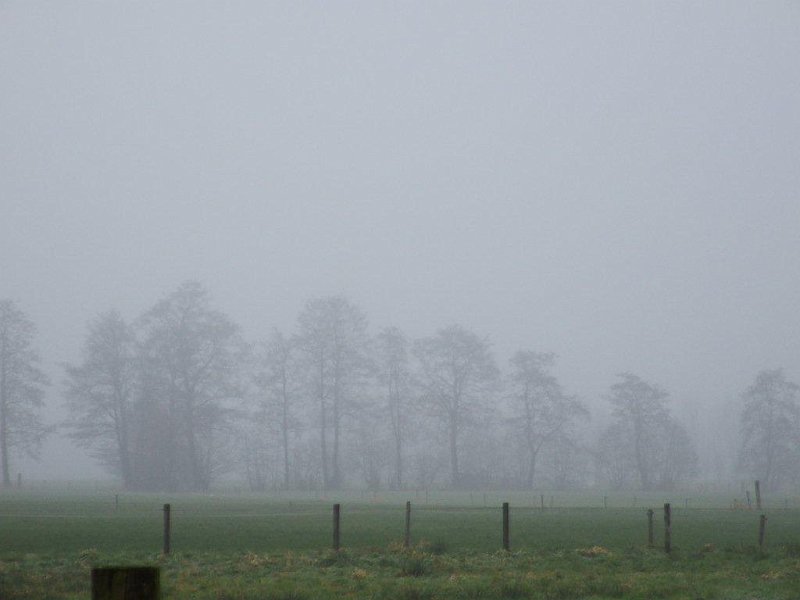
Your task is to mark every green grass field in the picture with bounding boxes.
[1,487,799,599]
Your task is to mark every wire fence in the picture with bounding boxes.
[1,487,798,556]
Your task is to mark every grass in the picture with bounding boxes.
[4,544,800,599]
[1,487,799,598]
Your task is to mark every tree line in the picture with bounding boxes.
[1,283,797,492]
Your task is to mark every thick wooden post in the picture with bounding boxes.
[404,501,412,549]
[333,503,341,551]
[502,502,510,551]
[92,567,160,600]
[759,514,767,548]
[603,495,608,509]
[755,480,762,510]
[663,503,671,553]
[647,509,654,547]
[162,504,171,555]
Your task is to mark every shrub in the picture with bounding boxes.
[429,540,448,555]
[498,579,530,598]
[400,555,429,577]
[316,549,351,567]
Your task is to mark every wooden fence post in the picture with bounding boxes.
[162,504,171,555]
[404,501,411,549]
[502,502,510,551]
[663,503,671,553]
[333,504,341,551]
[647,509,654,547]
[755,480,762,510]
[92,566,160,600]
[758,514,767,549]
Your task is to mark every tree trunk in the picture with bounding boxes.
[388,375,403,490]
[449,413,459,487]
[318,356,329,489]
[524,393,536,490]
[282,401,290,490]
[395,431,403,490]
[319,397,328,489]
[0,354,9,487]
[633,422,651,490]
[281,372,290,489]
[117,423,132,490]
[0,397,9,488]
[184,398,206,491]
[332,393,341,489]
[115,400,132,490]
[526,450,538,490]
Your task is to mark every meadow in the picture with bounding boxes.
[1,486,799,599]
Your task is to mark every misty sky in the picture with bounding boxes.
[2,2,799,479]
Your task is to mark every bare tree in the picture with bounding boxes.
[375,326,411,489]
[296,296,370,490]
[596,422,635,489]
[352,405,387,491]
[253,328,299,489]
[739,369,800,491]
[414,324,498,488]
[64,311,137,488]
[0,300,49,487]
[601,373,696,490]
[137,281,245,491]
[542,428,592,490]
[656,418,698,489]
[606,373,668,490]
[507,350,587,489]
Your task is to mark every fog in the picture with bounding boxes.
[2,2,799,484]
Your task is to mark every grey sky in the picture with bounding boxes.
[2,2,799,478]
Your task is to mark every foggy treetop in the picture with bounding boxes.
[2,2,799,478]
